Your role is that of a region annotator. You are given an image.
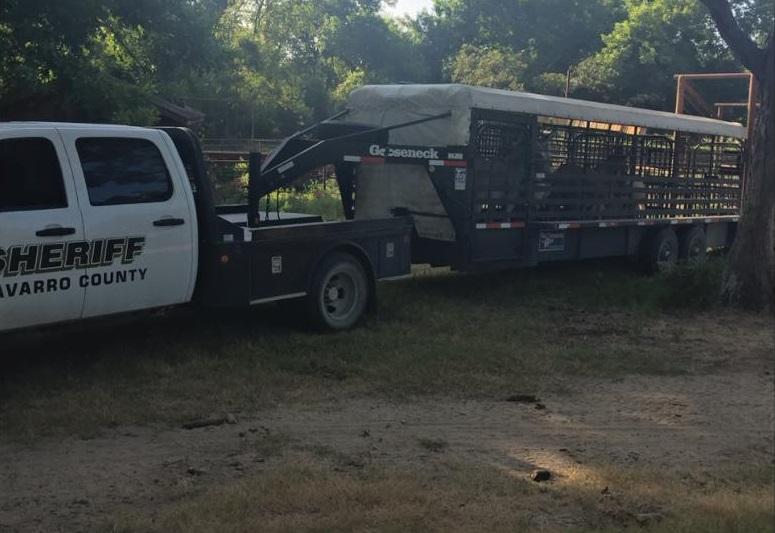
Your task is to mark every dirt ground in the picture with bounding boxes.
[2,369,772,532]
[2,266,774,532]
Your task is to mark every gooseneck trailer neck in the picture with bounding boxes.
[246,111,452,227]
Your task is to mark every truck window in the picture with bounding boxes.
[76,137,173,206]
[0,137,67,212]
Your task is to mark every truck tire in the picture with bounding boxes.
[679,226,707,264]
[641,227,679,273]
[307,252,369,331]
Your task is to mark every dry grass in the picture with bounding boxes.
[108,456,774,533]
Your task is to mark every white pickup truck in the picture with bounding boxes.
[0,122,412,334]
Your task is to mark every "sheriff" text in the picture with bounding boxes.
[0,237,145,277]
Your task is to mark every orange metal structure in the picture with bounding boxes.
[674,72,759,139]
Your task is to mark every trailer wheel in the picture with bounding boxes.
[308,253,369,331]
[642,227,679,273]
[679,226,707,264]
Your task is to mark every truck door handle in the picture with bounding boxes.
[36,226,76,237]
[153,217,185,227]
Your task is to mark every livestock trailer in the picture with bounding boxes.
[252,84,746,272]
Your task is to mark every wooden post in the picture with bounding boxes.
[675,75,685,114]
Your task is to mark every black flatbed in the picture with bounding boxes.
[198,215,413,307]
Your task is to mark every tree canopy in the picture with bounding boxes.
[1,0,772,137]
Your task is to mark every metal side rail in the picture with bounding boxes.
[535,215,740,230]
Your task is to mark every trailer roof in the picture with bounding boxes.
[347,84,747,140]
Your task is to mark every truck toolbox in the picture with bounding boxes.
[197,217,413,307]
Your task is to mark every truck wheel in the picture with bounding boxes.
[642,227,679,273]
[308,253,369,331]
[679,226,707,264]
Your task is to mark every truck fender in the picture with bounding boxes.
[307,242,377,313]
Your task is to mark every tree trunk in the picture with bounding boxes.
[720,30,775,311]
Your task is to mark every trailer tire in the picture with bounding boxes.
[307,252,369,331]
[641,227,679,273]
[679,226,707,264]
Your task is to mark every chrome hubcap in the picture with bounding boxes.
[322,273,357,319]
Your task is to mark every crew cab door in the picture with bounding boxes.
[60,129,197,318]
[0,130,86,331]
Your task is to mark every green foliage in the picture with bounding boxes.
[572,0,738,108]
[415,0,627,85]
[0,0,227,123]
[260,181,344,221]
[419,0,771,109]
[190,0,428,137]
[447,44,527,90]
[657,258,726,310]
[731,0,775,45]
[531,72,572,97]
[0,0,772,132]
[207,158,343,220]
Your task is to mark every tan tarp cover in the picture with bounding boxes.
[347,84,747,143]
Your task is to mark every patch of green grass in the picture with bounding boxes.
[657,258,726,310]
[1,261,771,440]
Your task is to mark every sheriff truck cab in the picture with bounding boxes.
[0,122,412,334]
